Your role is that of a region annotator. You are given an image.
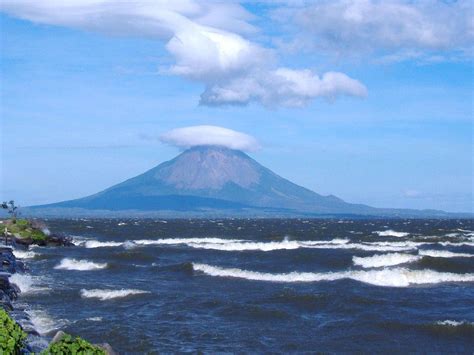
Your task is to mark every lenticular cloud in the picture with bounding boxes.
[160,126,260,152]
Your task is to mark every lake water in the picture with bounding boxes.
[10,218,474,353]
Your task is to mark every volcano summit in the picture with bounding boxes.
[29,145,453,217]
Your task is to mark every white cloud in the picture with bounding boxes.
[273,0,473,62]
[160,125,260,152]
[0,0,366,107]
[201,68,367,107]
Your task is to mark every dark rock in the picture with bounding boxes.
[46,233,74,247]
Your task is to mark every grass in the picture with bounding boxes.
[4,218,48,243]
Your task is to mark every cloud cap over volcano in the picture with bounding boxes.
[160,125,260,152]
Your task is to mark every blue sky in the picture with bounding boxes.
[0,1,472,212]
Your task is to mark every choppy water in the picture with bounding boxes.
[10,219,474,353]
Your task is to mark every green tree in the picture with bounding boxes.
[2,200,19,222]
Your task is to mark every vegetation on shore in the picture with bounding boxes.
[3,218,49,244]
[0,308,27,354]
[42,333,106,355]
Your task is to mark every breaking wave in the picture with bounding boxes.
[353,253,421,268]
[374,230,410,237]
[192,263,474,287]
[133,237,244,246]
[80,288,150,301]
[9,274,49,294]
[83,240,124,248]
[435,320,474,327]
[54,258,108,271]
[26,309,68,335]
[419,250,474,258]
[72,236,473,254]
[186,239,349,252]
[12,249,38,259]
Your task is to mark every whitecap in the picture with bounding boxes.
[123,240,138,249]
[188,240,302,252]
[80,288,150,301]
[12,249,38,259]
[54,258,107,271]
[438,241,474,247]
[86,317,103,322]
[83,240,124,248]
[374,230,410,237]
[353,253,421,268]
[192,263,474,288]
[133,237,244,246]
[184,239,350,252]
[26,309,68,335]
[9,274,49,294]
[435,320,474,327]
[418,250,474,258]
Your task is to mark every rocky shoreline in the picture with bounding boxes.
[0,224,115,354]
[0,245,44,352]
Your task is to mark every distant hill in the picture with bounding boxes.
[26,146,463,218]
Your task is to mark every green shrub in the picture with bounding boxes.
[0,308,27,354]
[6,218,47,243]
[15,219,30,230]
[42,334,106,355]
[30,229,47,243]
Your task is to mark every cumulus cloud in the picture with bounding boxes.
[0,0,366,107]
[273,0,473,62]
[202,68,367,107]
[159,126,260,152]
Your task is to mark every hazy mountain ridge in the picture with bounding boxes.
[27,146,464,217]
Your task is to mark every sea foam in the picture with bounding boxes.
[133,237,244,246]
[435,320,474,327]
[26,309,68,335]
[80,288,150,300]
[83,240,124,248]
[353,253,421,268]
[12,249,38,259]
[192,263,474,287]
[374,230,410,238]
[9,274,49,294]
[54,258,107,271]
[418,250,474,258]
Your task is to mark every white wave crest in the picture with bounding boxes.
[123,241,138,249]
[306,242,416,252]
[26,309,68,335]
[158,238,417,253]
[419,250,474,258]
[438,241,474,247]
[188,240,305,252]
[353,253,421,268]
[436,320,474,327]
[80,288,150,301]
[192,263,474,287]
[54,258,107,271]
[374,230,410,237]
[9,273,49,294]
[133,237,244,246]
[86,317,103,322]
[12,249,38,259]
[84,240,124,248]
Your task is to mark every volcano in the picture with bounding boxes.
[30,145,452,217]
